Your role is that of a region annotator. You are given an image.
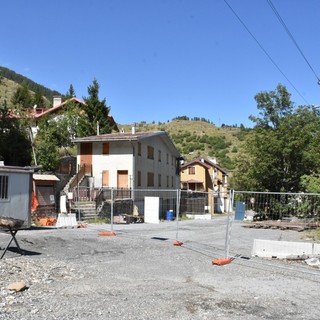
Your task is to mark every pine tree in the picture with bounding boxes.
[79,79,112,136]
[65,84,76,100]
[33,88,46,109]
[11,83,33,109]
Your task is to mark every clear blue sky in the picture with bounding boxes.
[1,0,319,127]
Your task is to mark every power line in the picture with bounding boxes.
[223,0,309,105]
[266,0,320,85]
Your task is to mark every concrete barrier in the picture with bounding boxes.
[56,213,78,228]
[252,239,320,259]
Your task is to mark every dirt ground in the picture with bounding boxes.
[0,216,319,320]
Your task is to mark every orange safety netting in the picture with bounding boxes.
[31,191,39,212]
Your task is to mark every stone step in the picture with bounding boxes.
[71,201,99,221]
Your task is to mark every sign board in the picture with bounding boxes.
[144,196,160,224]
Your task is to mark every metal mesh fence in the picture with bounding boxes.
[70,187,320,262]
[93,188,230,222]
[233,191,320,222]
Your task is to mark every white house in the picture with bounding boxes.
[9,96,119,138]
[72,129,182,190]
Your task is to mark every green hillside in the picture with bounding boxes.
[0,66,62,108]
[119,120,250,171]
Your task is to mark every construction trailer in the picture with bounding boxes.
[0,165,34,228]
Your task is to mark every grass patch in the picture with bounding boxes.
[302,228,320,241]
[85,217,110,224]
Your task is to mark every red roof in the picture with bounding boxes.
[34,97,85,119]
[181,157,228,174]
[8,97,118,131]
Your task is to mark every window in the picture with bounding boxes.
[188,166,195,175]
[0,175,8,199]
[102,170,109,187]
[166,175,169,188]
[158,174,161,187]
[166,153,169,164]
[147,146,154,159]
[147,172,154,187]
[138,142,141,156]
[171,176,174,187]
[137,171,141,187]
[102,143,109,155]
[158,150,161,162]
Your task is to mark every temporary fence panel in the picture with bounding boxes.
[97,188,180,222]
[233,191,320,222]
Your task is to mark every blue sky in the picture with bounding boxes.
[1,0,319,127]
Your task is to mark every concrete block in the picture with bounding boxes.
[56,213,78,228]
[252,239,319,259]
[186,214,212,220]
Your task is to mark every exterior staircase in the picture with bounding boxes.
[72,201,98,221]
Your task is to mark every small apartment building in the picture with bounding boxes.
[180,157,228,213]
[72,130,181,190]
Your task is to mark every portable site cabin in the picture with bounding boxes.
[0,165,33,228]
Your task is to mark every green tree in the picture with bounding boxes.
[249,84,293,129]
[11,83,33,109]
[300,174,320,193]
[0,98,32,166]
[234,85,320,192]
[34,116,66,171]
[33,88,46,109]
[65,84,76,100]
[78,79,112,136]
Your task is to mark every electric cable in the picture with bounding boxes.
[266,0,320,85]
[223,0,310,105]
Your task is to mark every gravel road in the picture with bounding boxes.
[0,217,319,320]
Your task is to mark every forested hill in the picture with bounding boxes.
[0,66,62,103]
[119,120,250,171]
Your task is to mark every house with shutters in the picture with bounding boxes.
[180,157,228,213]
[71,128,182,191]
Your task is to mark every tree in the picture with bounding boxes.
[11,83,33,109]
[78,79,112,136]
[0,98,32,166]
[234,85,320,192]
[65,84,76,100]
[34,116,66,171]
[33,88,46,109]
[249,84,293,129]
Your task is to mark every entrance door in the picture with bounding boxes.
[117,170,128,188]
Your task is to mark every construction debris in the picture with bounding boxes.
[243,220,317,232]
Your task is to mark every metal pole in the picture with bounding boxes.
[224,189,234,258]
[175,189,181,240]
[110,188,114,232]
[77,174,81,222]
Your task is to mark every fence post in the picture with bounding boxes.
[110,188,114,232]
[224,189,234,258]
[175,189,181,240]
[77,186,81,223]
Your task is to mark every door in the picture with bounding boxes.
[117,170,129,197]
[117,170,128,188]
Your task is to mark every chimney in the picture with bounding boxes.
[132,123,136,134]
[53,96,62,107]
